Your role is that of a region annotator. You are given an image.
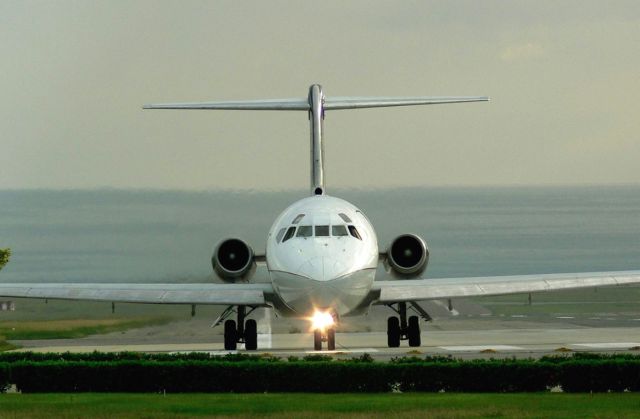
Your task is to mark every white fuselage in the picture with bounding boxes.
[266,195,379,317]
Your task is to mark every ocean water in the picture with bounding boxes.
[0,186,639,283]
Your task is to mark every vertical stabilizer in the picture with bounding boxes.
[143,86,488,196]
[308,85,325,196]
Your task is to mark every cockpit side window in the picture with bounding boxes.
[338,213,352,223]
[276,227,287,243]
[296,225,313,238]
[332,225,348,237]
[292,214,305,224]
[348,225,362,240]
[315,225,330,237]
[282,226,296,242]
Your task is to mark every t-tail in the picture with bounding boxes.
[143,84,489,195]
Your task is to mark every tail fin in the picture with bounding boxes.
[144,84,488,195]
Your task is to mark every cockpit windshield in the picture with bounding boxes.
[296,225,313,238]
[348,225,362,240]
[332,225,348,236]
[278,223,361,243]
[315,225,330,237]
[282,226,296,242]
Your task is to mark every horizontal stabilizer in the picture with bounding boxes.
[324,96,489,110]
[143,96,488,112]
[143,99,309,111]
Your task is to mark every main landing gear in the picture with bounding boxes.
[313,327,336,351]
[215,305,258,350]
[386,302,431,348]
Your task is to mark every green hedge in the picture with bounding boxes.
[0,351,276,363]
[1,351,635,363]
[2,354,640,393]
[0,363,9,393]
[557,360,640,392]
[9,361,391,393]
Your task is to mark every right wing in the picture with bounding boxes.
[0,282,274,306]
[371,270,640,304]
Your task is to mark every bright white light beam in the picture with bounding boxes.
[309,310,334,331]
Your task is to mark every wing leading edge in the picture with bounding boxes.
[0,283,273,306]
[372,270,640,304]
[3,270,639,309]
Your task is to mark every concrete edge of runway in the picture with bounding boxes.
[10,327,640,360]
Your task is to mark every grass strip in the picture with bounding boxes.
[0,336,17,352]
[1,393,640,418]
[0,317,171,340]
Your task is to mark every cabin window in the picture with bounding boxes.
[282,226,296,242]
[338,213,352,223]
[315,225,330,237]
[276,227,286,243]
[296,225,313,238]
[348,225,362,240]
[292,214,305,224]
[332,225,348,237]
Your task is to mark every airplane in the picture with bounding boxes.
[2,84,640,351]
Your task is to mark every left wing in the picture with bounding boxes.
[371,270,640,304]
[0,282,273,306]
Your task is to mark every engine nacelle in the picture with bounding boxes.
[385,234,429,278]
[211,238,256,282]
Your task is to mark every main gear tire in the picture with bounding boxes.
[408,315,421,347]
[387,316,401,348]
[244,319,257,350]
[224,319,237,350]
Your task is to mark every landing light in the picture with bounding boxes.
[309,310,334,331]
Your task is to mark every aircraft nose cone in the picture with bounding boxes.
[298,257,348,281]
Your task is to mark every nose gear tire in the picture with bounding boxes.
[313,329,322,350]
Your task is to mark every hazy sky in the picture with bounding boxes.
[2,1,639,190]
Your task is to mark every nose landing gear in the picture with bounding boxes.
[310,309,338,351]
[313,327,336,351]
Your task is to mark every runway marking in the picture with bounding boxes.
[572,343,640,349]
[556,316,575,319]
[510,315,527,318]
[305,348,378,354]
[438,345,525,352]
[205,351,237,355]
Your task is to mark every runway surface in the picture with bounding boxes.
[12,326,640,360]
[7,299,640,360]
